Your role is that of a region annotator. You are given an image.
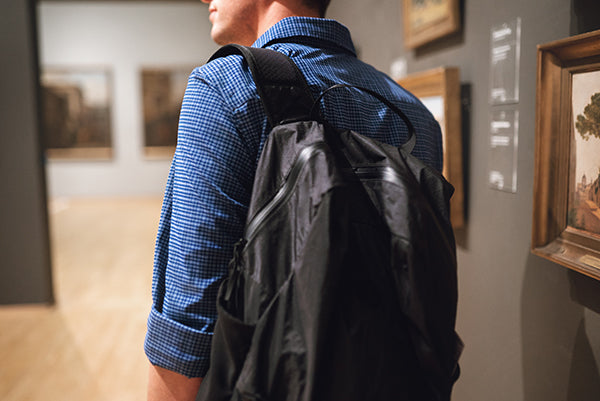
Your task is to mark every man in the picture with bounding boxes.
[145,0,443,399]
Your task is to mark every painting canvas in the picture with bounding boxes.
[403,0,460,48]
[408,0,452,30]
[419,95,447,174]
[141,68,191,158]
[569,70,600,237]
[41,69,112,159]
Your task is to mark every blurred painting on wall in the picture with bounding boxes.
[403,0,460,48]
[141,67,191,159]
[397,67,464,228]
[41,68,113,160]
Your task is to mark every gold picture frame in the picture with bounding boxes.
[532,29,600,281]
[397,67,464,228]
[403,0,460,49]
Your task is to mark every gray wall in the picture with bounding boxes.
[0,0,53,304]
[328,0,600,400]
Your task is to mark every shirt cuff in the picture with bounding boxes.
[144,306,213,378]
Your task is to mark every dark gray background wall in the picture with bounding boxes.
[328,0,600,400]
[0,0,53,304]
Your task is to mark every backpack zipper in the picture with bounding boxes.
[245,145,405,244]
[352,166,404,187]
[245,141,329,243]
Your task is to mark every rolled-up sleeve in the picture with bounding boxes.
[144,70,254,378]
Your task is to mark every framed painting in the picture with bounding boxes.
[403,0,460,49]
[141,67,192,159]
[397,67,464,228]
[41,68,113,160]
[532,29,600,281]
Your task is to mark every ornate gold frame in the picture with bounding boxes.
[532,29,600,281]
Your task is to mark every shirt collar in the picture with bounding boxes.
[253,17,357,56]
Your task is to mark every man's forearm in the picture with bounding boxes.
[147,363,203,401]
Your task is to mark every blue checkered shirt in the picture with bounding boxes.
[144,16,443,378]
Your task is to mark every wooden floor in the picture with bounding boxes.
[0,197,163,401]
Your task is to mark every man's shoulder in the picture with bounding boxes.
[190,52,257,107]
[196,53,244,79]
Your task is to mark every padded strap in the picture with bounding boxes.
[209,44,315,127]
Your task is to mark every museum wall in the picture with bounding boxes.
[327,0,600,400]
[37,1,217,198]
[0,0,53,304]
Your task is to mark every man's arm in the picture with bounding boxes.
[144,66,258,386]
[148,364,202,401]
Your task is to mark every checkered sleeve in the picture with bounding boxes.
[144,70,254,378]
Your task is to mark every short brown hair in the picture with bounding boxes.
[304,0,331,17]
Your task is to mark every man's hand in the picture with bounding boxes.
[147,363,203,401]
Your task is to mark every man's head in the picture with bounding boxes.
[201,0,331,46]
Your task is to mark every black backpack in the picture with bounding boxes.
[197,45,462,401]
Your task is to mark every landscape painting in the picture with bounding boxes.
[532,30,600,280]
[41,69,112,159]
[403,0,460,48]
[407,0,451,31]
[141,67,191,158]
[569,69,600,236]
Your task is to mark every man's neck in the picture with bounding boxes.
[255,2,320,43]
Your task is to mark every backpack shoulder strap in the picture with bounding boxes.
[209,44,315,126]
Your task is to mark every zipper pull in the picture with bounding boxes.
[224,238,247,303]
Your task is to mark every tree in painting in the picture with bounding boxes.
[571,92,600,234]
[576,92,600,141]
[576,92,600,192]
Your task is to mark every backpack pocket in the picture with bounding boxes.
[196,277,255,401]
